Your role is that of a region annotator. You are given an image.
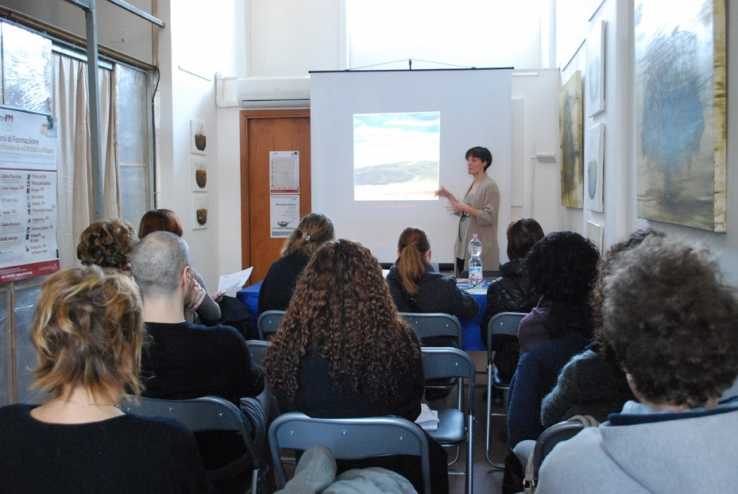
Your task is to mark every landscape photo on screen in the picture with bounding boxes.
[353,111,440,201]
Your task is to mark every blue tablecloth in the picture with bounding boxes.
[237,280,488,351]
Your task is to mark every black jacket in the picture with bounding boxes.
[480,259,539,381]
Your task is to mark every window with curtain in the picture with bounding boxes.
[0,21,154,406]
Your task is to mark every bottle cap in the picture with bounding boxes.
[472,234,478,238]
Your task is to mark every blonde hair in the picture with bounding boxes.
[395,227,431,296]
[281,212,335,257]
[31,266,146,400]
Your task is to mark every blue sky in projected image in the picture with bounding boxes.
[353,112,440,168]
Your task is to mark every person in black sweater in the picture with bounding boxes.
[0,266,211,494]
[131,231,264,493]
[265,239,449,494]
[258,212,335,315]
[386,226,478,322]
[480,218,544,381]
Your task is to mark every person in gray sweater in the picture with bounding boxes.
[537,236,738,493]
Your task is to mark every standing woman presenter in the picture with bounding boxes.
[437,146,500,276]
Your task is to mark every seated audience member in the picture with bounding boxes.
[0,266,211,493]
[138,209,220,324]
[502,232,598,494]
[131,231,264,493]
[480,218,544,382]
[540,230,663,428]
[264,240,449,494]
[386,226,478,328]
[517,230,600,354]
[537,236,738,493]
[258,212,335,315]
[77,218,138,272]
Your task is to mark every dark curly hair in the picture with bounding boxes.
[603,236,738,407]
[591,229,666,360]
[524,231,600,338]
[264,239,422,404]
[77,219,138,271]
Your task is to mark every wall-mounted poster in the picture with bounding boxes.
[192,195,208,230]
[192,156,208,192]
[0,108,60,282]
[585,122,605,212]
[270,195,299,238]
[587,20,606,117]
[635,0,726,232]
[559,71,584,209]
[270,151,299,194]
[190,119,208,155]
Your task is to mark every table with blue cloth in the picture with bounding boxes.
[237,280,489,351]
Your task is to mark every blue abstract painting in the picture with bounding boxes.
[634,0,726,231]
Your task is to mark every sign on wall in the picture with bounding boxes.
[0,108,59,282]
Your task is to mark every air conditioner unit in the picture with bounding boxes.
[237,76,310,109]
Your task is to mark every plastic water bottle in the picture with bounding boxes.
[468,234,483,286]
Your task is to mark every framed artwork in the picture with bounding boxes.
[585,122,605,212]
[635,0,726,232]
[190,119,208,155]
[191,157,208,192]
[192,195,209,230]
[586,20,606,117]
[586,220,604,255]
[559,71,584,209]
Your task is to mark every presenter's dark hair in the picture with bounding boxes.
[506,218,544,261]
[395,227,432,296]
[465,146,493,171]
[264,239,421,404]
[138,209,184,238]
[77,219,139,271]
[281,212,335,257]
[602,236,738,407]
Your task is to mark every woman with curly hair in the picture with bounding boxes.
[264,239,448,494]
[0,266,211,493]
[538,235,738,493]
[517,230,600,354]
[258,212,335,314]
[540,229,665,428]
[77,218,138,272]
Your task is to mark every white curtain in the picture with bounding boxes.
[53,54,119,268]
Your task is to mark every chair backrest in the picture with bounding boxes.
[532,419,585,481]
[257,309,286,340]
[246,339,269,369]
[486,311,527,348]
[269,412,432,494]
[400,312,462,347]
[420,346,476,407]
[122,395,260,488]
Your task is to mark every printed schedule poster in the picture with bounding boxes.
[0,108,59,282]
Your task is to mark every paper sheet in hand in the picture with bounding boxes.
[218,267,253,294]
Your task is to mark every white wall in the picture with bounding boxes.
[557,0,738,284]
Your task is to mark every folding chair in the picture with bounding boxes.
[268,412,432,494]
[122,395,261,494]
[256,309,285,340]
[485,311,527,467]
[400,312,462,348]
[246,339,269,369]
[420,347,476,494]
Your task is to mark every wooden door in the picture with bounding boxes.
[240,109,311,284]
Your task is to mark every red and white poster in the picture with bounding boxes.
[0,108,59,283]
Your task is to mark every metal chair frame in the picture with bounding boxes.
[421,347,476,494]
[268,412,432,494]
[485,311,528,467]
[123,395,261,494]
[256,309,286,340]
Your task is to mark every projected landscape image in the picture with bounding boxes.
[354,112,440,201]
